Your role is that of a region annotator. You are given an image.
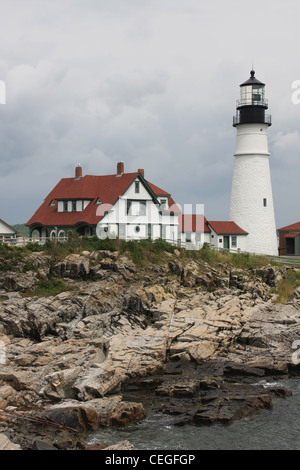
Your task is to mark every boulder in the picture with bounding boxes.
[0,434,21,450]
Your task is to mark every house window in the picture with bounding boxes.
[160,199,167,209]
[139,201,146,216]
[63,201,68,212]
[127,200,132,215]
[135,226,140,233]
[135,181,140,193]
[231,236,237,247]
[72,201,77,212]
[119,224,126,238]
[127,200,146,216]
[263,198,267,207]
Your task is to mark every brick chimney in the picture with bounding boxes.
[75,164,82,180]
[138,169,144,177]
[117,161,124,176]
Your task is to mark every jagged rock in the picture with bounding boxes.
[32,440,58,450]
[0,271,37,292]
[1,248,300,449]
[52,255,90,279]
[104,440,134,450]
[0,434,21,450]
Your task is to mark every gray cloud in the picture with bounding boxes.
[0,0,299,229]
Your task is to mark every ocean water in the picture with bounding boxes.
[87,378,300,450]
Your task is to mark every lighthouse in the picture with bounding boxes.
[229,70,278,256]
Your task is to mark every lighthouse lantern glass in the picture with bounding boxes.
[240,85,265,106]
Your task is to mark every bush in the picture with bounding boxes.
[120,238,176,265]
[27,277,74,298]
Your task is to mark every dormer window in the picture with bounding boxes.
[72,201,76,212]
[95,197,102,205]
[49,200,56,207]
[63,201,68,212]
[135,181,140,193]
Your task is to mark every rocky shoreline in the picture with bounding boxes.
[0,247,300,450]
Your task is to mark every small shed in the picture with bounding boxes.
[278,222,300,255]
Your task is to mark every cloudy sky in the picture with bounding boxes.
[0,0,299,229]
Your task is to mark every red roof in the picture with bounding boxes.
[179,214,210,233]
[208,221,248,235]
[284,232,299,238]
[278,222,300,232]
[27,169,179,227]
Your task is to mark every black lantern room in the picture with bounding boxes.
[233,70,271,127]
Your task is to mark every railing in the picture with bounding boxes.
[268,255,300,268]
[0,236,69,246]
[236,98,268,108]
[233,113,271,126]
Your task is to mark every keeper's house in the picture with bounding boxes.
[26,162,181,242]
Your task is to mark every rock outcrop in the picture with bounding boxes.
[0,248,299,449]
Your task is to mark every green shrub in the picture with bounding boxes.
[27,277,73,298]
[120,238,176,265]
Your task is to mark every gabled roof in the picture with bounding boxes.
[278,222,300,232]
[27,166,180,227]
[179,214,211,233]
[0,219,19,235]
[208,221,248,235]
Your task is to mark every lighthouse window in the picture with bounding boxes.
[263,198,267,207]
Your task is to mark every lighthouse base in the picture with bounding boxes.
[230,153,278,257]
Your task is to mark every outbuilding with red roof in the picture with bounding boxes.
[277,222,300,255]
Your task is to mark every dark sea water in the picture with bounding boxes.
[87,378,300,450]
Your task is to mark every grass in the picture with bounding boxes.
[182,243,272,270]
[272,269,300,304]
[0,243,40,271]
[41,234,177,265]
[1,236,274,271]
[24,277,74,298]
[120,238,176,265]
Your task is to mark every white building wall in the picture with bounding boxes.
[230,123,278,256]
[96,187,179,241]
[0,220,16,236]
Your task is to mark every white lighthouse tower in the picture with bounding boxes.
[230,70,278,256]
